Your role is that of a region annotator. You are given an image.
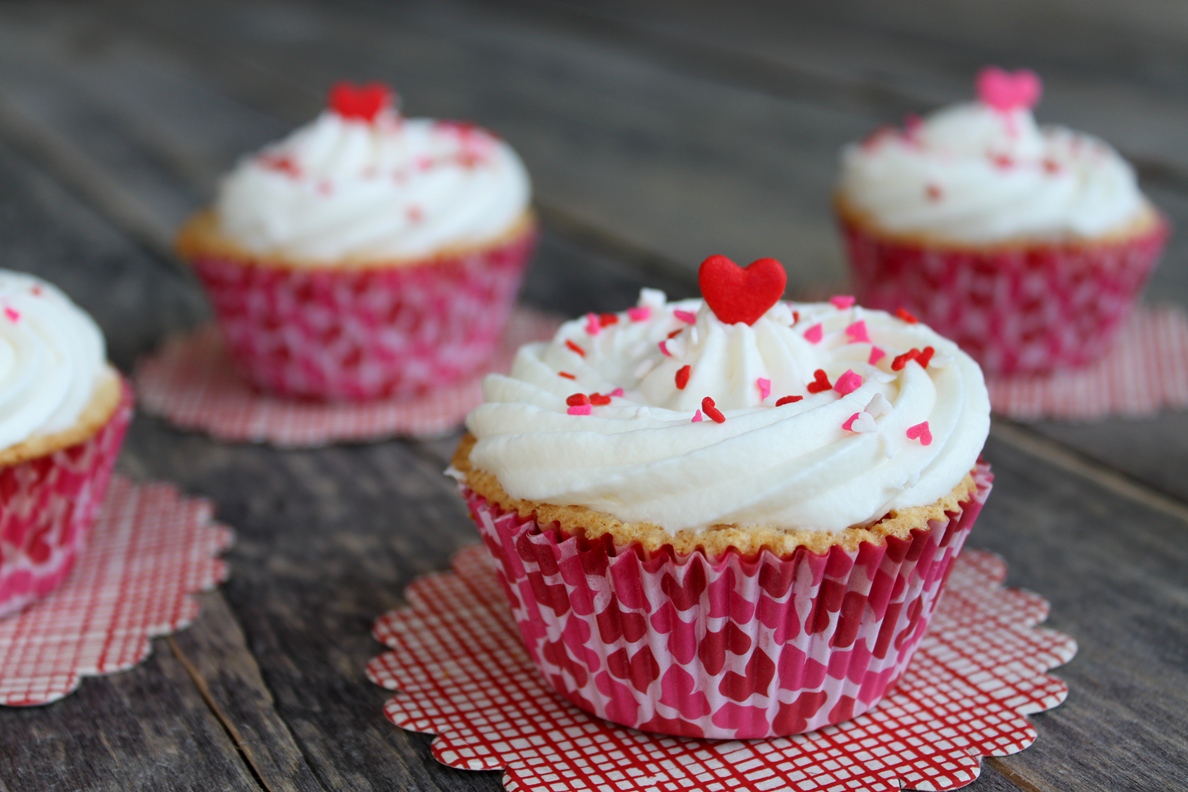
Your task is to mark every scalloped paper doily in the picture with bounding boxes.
[987,305,1188,420]
[133,307,563,447]
[367,545,1075,792]
[0,476,232,706]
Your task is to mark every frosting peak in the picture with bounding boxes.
[467,277,990,535]
[840,69,1148,243]
[215,87,531,264]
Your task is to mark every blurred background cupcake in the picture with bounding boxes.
[0,271,132,617]
[177,82,536,401]
[836,67,1168,376]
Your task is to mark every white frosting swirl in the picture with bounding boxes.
[0,271,107,450]
[466,290,990,534]
[840,102,1148,242]
[215,111,531,263]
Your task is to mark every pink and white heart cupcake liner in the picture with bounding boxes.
[189,228,537,402]
[841,217,1169,376]
[0,380,133,618]
[464,463,992,740]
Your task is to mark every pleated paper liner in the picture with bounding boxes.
[133,307,563,447]
[0,476,232,706]
[367,539,1076,791]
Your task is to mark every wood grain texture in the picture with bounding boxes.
[0,2,1186,790]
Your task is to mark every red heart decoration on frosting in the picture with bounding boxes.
[698,255,787,326]
[975,67,1042,113]
[328,82,395,122]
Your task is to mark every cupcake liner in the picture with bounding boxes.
[189,227,537,401]
[465,463,993,740]
[840,215,1169,375]
[0,380,134,618]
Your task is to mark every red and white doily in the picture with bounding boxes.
[367,545,1076,792]
[133,307,562,447]
[988,305,1188,420]
[0,476,232,706]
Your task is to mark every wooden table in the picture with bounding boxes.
[1,2,1185,790]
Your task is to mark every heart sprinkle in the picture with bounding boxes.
[328,82,395,122]
[845,320,870,344]
[691,410,703,423]
[697,255,787,326]
[585,313,601,335]
[776,395,803,407]
[675,365,691,390]
[806,369,832,394]
[833,369,863,396]
[701,396,726,423]
[842,412,877,433]
[610,388,624,398]
[3,307,18,323]
[869,346,886,365]
[896,308,920,324]
[558,371,576,380]
[906,421,933,446]
[829,295,856,310]
[565,340,586,357]
[674,309,697,324]
[757,377,771,401]
[567,405,592,416]
[658,340,672,357]
[566,394,590,407]
[975,67,1042,113]
[926,183,943,201]
[627,307,651,322]
[600,313,619,327]
[803,323,824,344]
[589,393,612,406]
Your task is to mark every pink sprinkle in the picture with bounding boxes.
[845,320,870,344]
[567,405,592,416]
[30,286,42,296]
[3,307,18,323]
[585,313,601,335]
[610,387,624,398]
[833,369,863,396]
[869,346,886,365]
[674,309,697,324]
[757,378,771,401]
[906,421,933,446]
[627,307,651,322]
[803,323,823,344]
[926,183,943,202]
[406,205,424,222]
[903,114,923,139]
[691,410,703,423]
[830,295,856,310]
[658,340,671,357]
[842,413,861,432]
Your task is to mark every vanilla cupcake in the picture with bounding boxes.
[0,271,132,617]
[177,82,536,401]
[836,67,1168,375]
[453,255,992,739]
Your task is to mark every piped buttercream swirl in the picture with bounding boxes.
[0,271,107,451]
[215,109,531,263]
[466,290,990,534]
[839,101,1149,243]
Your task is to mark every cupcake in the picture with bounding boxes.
[0,271,132,617]
[177,82,536,401]
[836,67,1168,376]
[452,255,992,739]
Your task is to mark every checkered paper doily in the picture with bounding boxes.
[367,545,1076,792]
[987,305,1188,420]
[0,476,232,706]
[133,307,563,447]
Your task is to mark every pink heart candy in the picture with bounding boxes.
[906,421,933,446]
[976,67,1042,113]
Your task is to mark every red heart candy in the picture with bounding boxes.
[698,255,787,326]
[906,421,933,446]
[976,67,1042,113]
[806,369,832,394]
[328,82,394,122]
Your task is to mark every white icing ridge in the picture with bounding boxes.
[839,102,1148,242]
[466,290,990,534]
[215,111,532,263]
[0,270,106,450]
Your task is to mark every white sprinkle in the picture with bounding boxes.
[865,393,892,419]
[638,288,667,309]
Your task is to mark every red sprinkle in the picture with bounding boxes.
[259,154,301,178]
[990,153,1015,169]
[589,393,612,406]
[775,395,803,407]
[675,365,691,390]
[328,82,394,122]
[566,393,590,407]
[926,183,943,201]
[916,346,936,368]
[1043,158,1062,175]
[558,371,576,380]
[406,206,424,222]
[806,369,832,394]
[891,349,919,372]
[565,339,586,357]
[30,286,42,296]
[599,313,619,327]
[791,311,800,325]
[701,396,726,424]
[896,308,919,324]
[667,328,684,340]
